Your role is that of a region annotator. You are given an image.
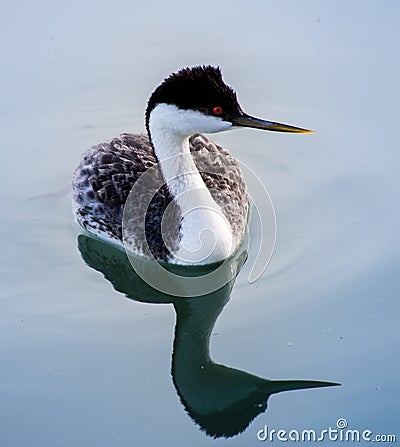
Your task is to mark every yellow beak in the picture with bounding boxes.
[232,114,314,134]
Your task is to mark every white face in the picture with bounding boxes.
[149,103,233,136]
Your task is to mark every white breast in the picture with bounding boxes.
[149,104,235,264]
[173,191,233,265]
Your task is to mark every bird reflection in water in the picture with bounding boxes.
[77,234,338,439]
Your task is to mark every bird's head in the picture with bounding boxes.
[146,65,313,137]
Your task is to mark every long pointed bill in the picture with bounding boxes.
[232,114,314,134]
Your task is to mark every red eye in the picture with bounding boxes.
[213,106,223,115]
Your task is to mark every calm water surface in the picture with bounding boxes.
[1,1,399,446]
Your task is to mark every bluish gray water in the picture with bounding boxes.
[1,1,399,446]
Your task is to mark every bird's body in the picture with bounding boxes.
[72,132,247,263]
[72,66,311,265]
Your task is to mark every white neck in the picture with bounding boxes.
[148,104,233,264]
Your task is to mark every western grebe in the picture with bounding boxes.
[72,65,312,265]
